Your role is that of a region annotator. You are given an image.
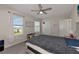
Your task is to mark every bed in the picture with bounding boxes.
[26,35,79,54]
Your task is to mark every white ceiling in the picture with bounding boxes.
[1,4,74,19]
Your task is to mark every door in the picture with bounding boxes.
[42,20,51,35]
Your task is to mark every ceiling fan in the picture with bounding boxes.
[31,4,52,15]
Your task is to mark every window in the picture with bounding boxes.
[12,15,23,35]
[34,21,40,32]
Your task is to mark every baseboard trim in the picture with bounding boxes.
[5,39,27,49]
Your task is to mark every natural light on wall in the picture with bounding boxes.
[12,15,23,35]
[34,21,40,33]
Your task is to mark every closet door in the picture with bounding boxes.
[76,22,79,38]
[59,19,72,37]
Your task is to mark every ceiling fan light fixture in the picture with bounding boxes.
[40,11,43,14]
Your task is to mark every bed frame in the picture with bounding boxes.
[26,42,51,54]
[27,46,41,54]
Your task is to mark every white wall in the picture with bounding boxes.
[41,18,60,36]
[0,8,12,47]
[41,15,73,37]
[42,16,69,36]
[24,16,34,34]
[50,19,59,36]
[0,7,35,48]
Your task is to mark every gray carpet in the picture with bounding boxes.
[0,42,29,54]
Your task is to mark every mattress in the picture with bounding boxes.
[26,35,79,54]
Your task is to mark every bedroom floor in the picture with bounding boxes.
[0,42,30,54]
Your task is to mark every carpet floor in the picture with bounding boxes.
[0,42,29,54]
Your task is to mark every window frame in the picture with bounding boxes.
[34,21,40,33]
[12,14,24,36]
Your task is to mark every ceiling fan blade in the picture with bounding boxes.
[43,11,47,14]
[38,4,42,10]
[31,10,39,12]
[43,8,52,11]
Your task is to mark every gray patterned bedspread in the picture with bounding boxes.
[27,35,79,54]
